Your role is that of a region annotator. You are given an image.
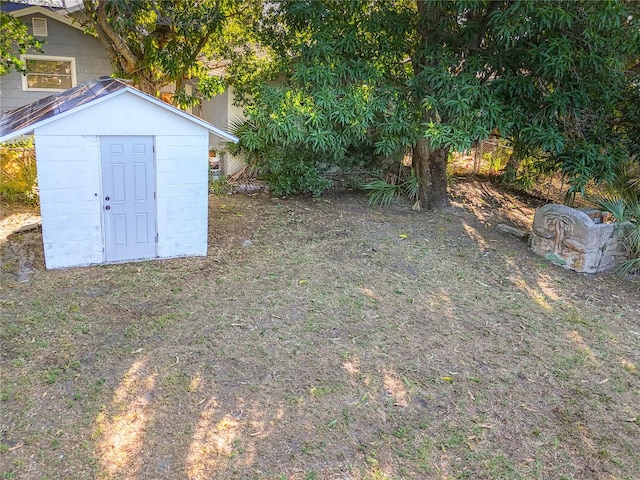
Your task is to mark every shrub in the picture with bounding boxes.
[0,139,38,204]
[259,146,332,197]
[229,119,333,197]
[593,161,640,275]
[362,169,420,206]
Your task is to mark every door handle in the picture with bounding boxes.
[105,196,110,201]
[105,205,111,210]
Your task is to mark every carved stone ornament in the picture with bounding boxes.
[530,204,627,273]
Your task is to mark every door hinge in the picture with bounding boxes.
[154,191,156,199]
[155,232,158,243]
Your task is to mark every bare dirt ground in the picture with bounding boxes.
[1,179,638,480]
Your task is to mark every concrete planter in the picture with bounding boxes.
[530,204,628,273]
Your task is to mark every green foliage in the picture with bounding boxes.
[362,180,400,207]
[0,6,42,75]
[474,140,513,175]
[229,115,336,196]
[256,145,332,197]
[232,0,640,205]
[362,169,420,206]
[0,139,38,205]
[209,174,230,195]
[403,173,420,202]
[501,143,562,191]
[77,0,260,100]
[593,162,640,275]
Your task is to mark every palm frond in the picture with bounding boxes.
[593,186,640,276]
[229,116,255,137]
[362,180,400,206]
[402,175,420,202]
[593,196,626,222]
[617,257,640,276]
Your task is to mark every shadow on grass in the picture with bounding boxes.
[1,189,638,479]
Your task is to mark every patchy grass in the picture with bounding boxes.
[1,181,639,480]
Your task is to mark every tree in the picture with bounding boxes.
[77,0,260,103]
[235,0,640,208]
[0,2,41,76]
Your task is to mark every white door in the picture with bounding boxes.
[101,136,156,262]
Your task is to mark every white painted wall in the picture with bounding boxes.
[155,135,208,258]
[34,91,210,268]
[35,134,103,268]
[36,92,211,136]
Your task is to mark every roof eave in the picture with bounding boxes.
[9,5,85,32]
[0,86,239,144]
[123,88,239,142]
[0,129,35,144]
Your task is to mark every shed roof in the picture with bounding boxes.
[0,76,239,143]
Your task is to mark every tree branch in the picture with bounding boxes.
[90,0,138,74]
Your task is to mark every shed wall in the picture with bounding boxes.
[35,92,211,137]
[34,93,210,268]
[155,135,208,258]
[35,134,103,269]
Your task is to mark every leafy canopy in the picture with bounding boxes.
[78,0,261,103]
[0,2,42,76]
[233,0,640,200]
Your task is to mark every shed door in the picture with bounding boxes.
[101,136,156,262]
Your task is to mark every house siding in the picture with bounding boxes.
[227,87,244,124]
[33,91,210,268]
[201,86,245,147]
[200,87,246,175]
[0,13,112,115]
[201,89,230,146]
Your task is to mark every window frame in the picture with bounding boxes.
[20,54,77,92]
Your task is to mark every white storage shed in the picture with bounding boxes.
[0,77,238,269]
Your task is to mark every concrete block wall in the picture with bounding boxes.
[155,135,209,258]
[28,91,215,268]
[34,134,104,268]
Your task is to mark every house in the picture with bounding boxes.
[204,86,247,176]
[2,2,246,175]
[0,76,238,269]
[158,65,247,177]
[0,2,113,116]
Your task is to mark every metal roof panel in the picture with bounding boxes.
[0,77,238,143]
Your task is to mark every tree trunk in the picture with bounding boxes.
[501,152,521,183]
[414,137,450,209]
[412,1,450,210]
[82,0,166,96]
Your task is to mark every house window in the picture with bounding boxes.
[21,55,76,91]
[32,17,48,37]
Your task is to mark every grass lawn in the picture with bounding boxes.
[1,180,638,479]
